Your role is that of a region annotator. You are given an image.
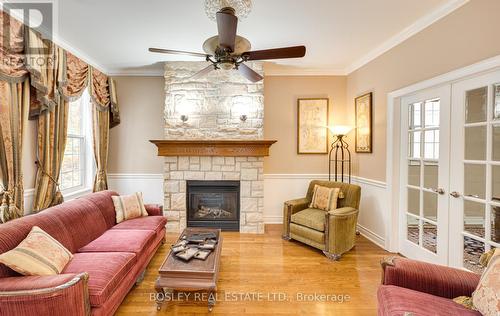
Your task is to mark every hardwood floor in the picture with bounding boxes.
[116,225,393,315]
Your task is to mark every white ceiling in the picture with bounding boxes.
[54,0,466,76]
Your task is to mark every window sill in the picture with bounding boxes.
[62,187,93,201]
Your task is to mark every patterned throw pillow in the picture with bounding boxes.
[112,192,148,223]
[0,226,73,276]
[309,185,340,211]
[472,248,500,316]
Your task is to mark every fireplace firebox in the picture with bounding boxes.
[186,180,240,231]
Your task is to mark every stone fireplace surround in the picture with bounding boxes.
[162,61,268,234]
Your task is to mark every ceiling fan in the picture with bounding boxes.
[149,6,306,82]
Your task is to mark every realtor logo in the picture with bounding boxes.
[1,1,55,55]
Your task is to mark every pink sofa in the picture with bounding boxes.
[378,257,482,316]
[0,190,167,316]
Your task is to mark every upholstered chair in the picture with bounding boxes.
[282,180,361,260]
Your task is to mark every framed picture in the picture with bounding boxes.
[355,92,373,153]
[297,98,329,154]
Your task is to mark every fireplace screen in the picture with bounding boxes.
[186,180,240,231]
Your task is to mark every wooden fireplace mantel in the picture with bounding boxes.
[150,140,277,157]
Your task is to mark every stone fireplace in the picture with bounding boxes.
[157,61,273,234]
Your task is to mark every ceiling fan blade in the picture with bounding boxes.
[148,48,209,58]
[190,64,215,79]
[216,8,237,52]
[237,63,263,82]
[241,46,306,61]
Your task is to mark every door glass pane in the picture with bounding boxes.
[465,87,487,123]
[464,164,486,199]
[491,206,500,243]
[423,191,437,221]
[493,166,500,202]
[465,126,486,160]
[408,160,420,186]
[424,99,440,127]
[423,222,437,253]
[493,125,500,161]
[409,131,421,158]
[424,130,439,159]
[409,102,422,129]
[407,188,420,216]
[423,161,438,189]
[494,84,500,120]
[407,215,419,245]
[463,236,484,273]
[464,200,485,238]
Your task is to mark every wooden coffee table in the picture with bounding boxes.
[155,227,223,311]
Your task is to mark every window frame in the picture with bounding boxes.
[59,89,95,199]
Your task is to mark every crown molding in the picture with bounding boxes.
[345,0,469,75]
[0,2,110,74]
[264,66,347,76]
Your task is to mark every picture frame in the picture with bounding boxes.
[355,92,373,153]
[297,98,329,154]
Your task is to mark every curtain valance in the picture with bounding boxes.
[0,11,120,127]
[0,11,28,82]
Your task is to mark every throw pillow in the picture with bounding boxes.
[472,248,500,316]
[309,185,340,211]
[112,192,148,223]
[0,226,73,276]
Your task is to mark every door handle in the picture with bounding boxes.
[450,191,461,198]
[431,188,445,195]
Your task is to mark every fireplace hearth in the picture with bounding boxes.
[186,180,240,231]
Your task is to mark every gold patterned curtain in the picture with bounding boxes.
[1,9,120,213]
[31,47,93,210]
[89,68,111,191]
[0,12,30,222]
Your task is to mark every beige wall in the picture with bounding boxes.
[108,76,165,174]
[264,76,347,174]
[346,0,500,181]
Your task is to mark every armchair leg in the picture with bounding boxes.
[323,251,341,261]
[282,235,291,241]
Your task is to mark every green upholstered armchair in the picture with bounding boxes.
[283,180,361,260]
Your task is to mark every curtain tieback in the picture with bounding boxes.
[35,160,60,188]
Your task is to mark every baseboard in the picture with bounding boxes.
[357,224,385,249]
[263,215,283,224]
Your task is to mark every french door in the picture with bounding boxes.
[449,70,500,272]
[399,69,500,271]
[399,86,451,265]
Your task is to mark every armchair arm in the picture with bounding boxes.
[145,204,163,216]
[283,198,310,239]
[380,257,480,299]
[325,207,359,256]
[0,273,90,316]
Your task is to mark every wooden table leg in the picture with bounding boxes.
[208,290,216,312]
[154,281,164,311]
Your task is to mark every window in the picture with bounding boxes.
[60,90,93,193]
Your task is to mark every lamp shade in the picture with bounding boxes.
[328,125,353,136]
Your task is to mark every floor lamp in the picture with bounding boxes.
[328,125,353,183]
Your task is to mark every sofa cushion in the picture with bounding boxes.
[472,248,500,315]
[45,198,108,252]
[291,208,325,232]
[79,190,120,229]
[309,185,340,211]
[77,229,155,254]
[62,252,136,307]
[112,216,167,233]
[0,226,73,276]
[378,285,481,316]
[112,192,149,224]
